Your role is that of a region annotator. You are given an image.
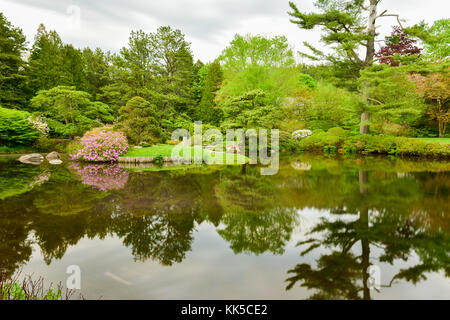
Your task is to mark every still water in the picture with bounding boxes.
[0,155,449,299]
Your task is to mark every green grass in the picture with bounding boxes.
[415,138,450,144]
[121,144,249,165]
[122,144,179,157]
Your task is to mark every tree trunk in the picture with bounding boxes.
[360,0,378,134]
[360,112,371,134]
[438,119,446,138]
[365,0,377,65]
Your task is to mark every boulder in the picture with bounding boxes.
[46,151,60,161]
[18,153,44,165]
[49,159,63,165]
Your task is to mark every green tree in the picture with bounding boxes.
[407,19,450,60]
[288,0,408,133]
[218,34,298,102]
[28,24,86,94]
[30,86,112,138]
[196,60,223,124]
[118,96,161,145]
[359,64,426,127]
[150,26,195,116]
[0,12,28,109]
[217,34,301,129]
[82,48,111,100]
[219,89,282,130]
[114,30,154,100]
[192,60,207,103]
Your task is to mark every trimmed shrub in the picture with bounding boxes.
[70,128,129,162]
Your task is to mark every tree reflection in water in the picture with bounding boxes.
[0,155,448,298]
[285,161,449,300]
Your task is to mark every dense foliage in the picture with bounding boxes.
[0,107,39,146]
[0,7,448,156]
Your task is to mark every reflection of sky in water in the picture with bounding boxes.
[20,211,450,300]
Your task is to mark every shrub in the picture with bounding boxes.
[70,128,129,162]
[299,130,343,151]
[298,131,450,158]
[0,106,39,146]
[154,155,164,166]
[362,135,397,154]
[327,127,347,137]
[279,130,298,151]
[34,137,71,153]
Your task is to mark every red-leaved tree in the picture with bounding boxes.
[376,27,422,66]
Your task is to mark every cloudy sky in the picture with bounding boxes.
[1,0,448,62]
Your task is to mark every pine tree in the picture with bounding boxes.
[150,26,195,116]
[0,12,28,109]
[288,0,408,133]
[27,24,86,94]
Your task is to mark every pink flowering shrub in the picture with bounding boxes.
[70,128,129,162]
[70,163,129,191]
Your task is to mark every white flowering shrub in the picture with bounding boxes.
[27,115,50,137]
[292,129,312,140]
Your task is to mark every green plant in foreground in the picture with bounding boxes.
[154,154,164,166]
[0,272,81,300]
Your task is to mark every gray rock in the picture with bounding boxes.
[46,151,60,161]
[18,153,44,165]
[49,159,63,165]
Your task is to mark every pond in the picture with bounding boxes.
[0,154,449,299]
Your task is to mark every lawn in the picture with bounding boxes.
[415,138,450,144]
[121,144,249,165]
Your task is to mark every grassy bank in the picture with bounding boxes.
[289,129,450,158]
[414,137,450,144]
[121,144,249,164]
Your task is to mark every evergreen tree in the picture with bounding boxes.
[196,60,223,124]
[288,0,408,133]
[118,96,161,145]
[0,12,28,109]
[192,60,207,104]
[27,24,87,95]
[82,48,112,100]
[28,24,66,93]
[150,26,195,116]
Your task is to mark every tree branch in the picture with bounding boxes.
[378,12,405,29]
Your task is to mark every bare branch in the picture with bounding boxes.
[378,12,405,29]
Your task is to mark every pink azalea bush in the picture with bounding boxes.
[70,128,129,162]
[70,163,129,191]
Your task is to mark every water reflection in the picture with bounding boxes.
[0,155,448,298]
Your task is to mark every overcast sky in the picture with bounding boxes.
[1,0,448,63]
